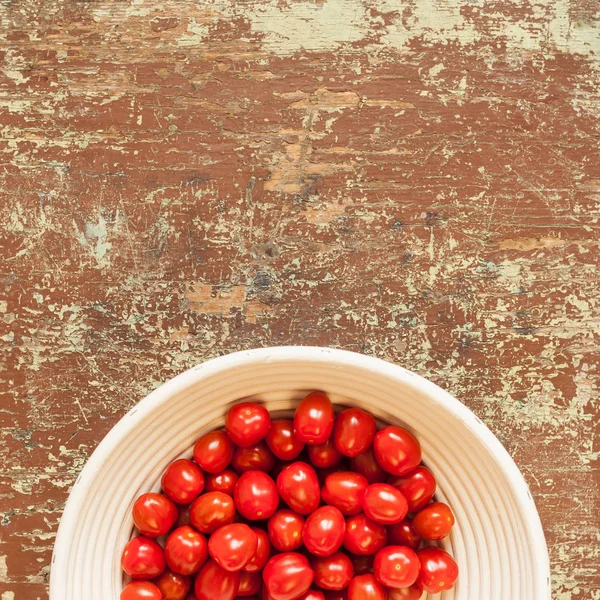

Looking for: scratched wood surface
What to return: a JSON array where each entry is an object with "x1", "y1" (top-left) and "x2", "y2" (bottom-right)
[{"x1": 1, "y1": 0, "x2": 599, "y2": 598}]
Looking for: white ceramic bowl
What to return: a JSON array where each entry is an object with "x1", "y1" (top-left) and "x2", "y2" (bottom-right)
[{"x1": 50, "y1": 346, "x2": 551, "y2": 599}]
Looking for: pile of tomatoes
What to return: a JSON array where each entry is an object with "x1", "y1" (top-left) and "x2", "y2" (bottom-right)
[{"x1": 121, "y1": 392, "x2": 459, "y2": 600}]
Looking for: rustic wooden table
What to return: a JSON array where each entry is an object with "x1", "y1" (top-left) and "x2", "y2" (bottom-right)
[{"x1": 1, "y1": 1, "x2": 599, "y2": 598}]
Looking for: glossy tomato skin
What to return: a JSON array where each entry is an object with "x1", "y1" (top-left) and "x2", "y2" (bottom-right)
[
  {"x1": 388, "y1": 466, "x2": 436, "y2": 513},
  {"x1": 262, "y1": 552, "x2": 314, "y2": 600},
  {"x1": 121, "y1": 581, "x2": 162, "y2": 600},
  {"x1": 226, "y1": 402, "x2": 271, "y2": 447},
  {"x1": 194, "y1": 559, "x2": 240, "y2": 600},
  {"x1": 237, "y1": 571, "x2": 262, "y2": 596},
  {"x1": 302, "y1": 506, "x2": 345, "y2": 557},
  {"x1": 361, "y1": 484, "x2": 408, "y2": 525},
  {"x1": 293, "y1": 392, "x2": 335, "y2": 445},
  {"x1": 324, "y1": 592, "x2": 348, "y2": 600},
  {"x1": 349, "y1": 449, "x2": 386, "y2": 485},
  {"x1": 333, "y1": 409, "x2": 376, "y2": 458},
  {"x1": 373, "y1": 427, "x2": 421, "y2": 477},
  {"x1": 312, "y1": 552, "x2": 354, "y2": 590},
  {"x1": 268, "y1": 510, "x2": 305, "y2": 552},
  {"x1": 307, "y1": 439, "x2": 343, "y2": 469},
  {"x1": 234, "y1": 470, "x2": 279, "y2": 520},
  {"x1": 266, "y1": 420, "x2": 305, "y2": 461},
  {"x1": 299, "y1": 591, "x2": 326, "y2": 600},
  {"x1": 152, "y1": 568, "x2": 192, "y2": 600},
  {"x1": 416, "y1": 547, "x2": 458, "y2": 593},
  {"x1": 190, "y1": 491, "x2": 235, "y2": 534},
  {"x1": 232, "y1": 442, "x2": 276, "y2": 473},
  {"x1": 386, "y1": 519, "x2": 421, "y2": 551},
  {"x1": 277, "y1": 462, "x2": 320, "y2": 515},
  {"x1": 243, "y1": 528, "x2": 271, "y2": 572},
  {"x1": 343, "y1": 515, "x2": 387, "y2": 556},
  {"x1": 161, "y1": 459, "x2": 205, "y2": 504},
  {"x1": 205, "y1": 470, "x2": 239, "y2": 496},
  {"x1": 122, "y1": 536, "x2": 166, "y2": 579},
  {"x1": 347, "y1": 574, "x2": 385, "y2": 600},
  {"x1": 133, "y1": 492, "x2": 178, "y2": 538},
  {"x1": 321, "y1": 472, "x2": 368, "y2": 516},
  {"x1": 194, "y1": 430, "x2": 234, "y2": 473},
  {"x1": 385, "y1": 585, "x2": 423, "y2": 600},
  {"x1": 165, "y1": 526, "x2": 208, "y2": 575},
  {"x1": 209, "y1": 523, "x2": 258, "y2": 571},
  {"x1": 412, "y1": 502, "x2": 454, "y2": 540},
  {"x1": 373, "y1": 546, "x2": 419, "y2": 589}
]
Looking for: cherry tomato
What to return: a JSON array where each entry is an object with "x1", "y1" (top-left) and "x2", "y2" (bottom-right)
[
  {"x1": 333, "y1": 409, "x2": 376, "y2": 458},
  {"x1": 121, "y1": 581, "x2": 162, "y2": 600},
  {"x1": 194, "y1": 430, "x2": 234, "y2": 473},
  {"x1": 302, "y1": 506, "x2": 345, "y2": 557},
  {"x1": 133, "y1": 492, "x2": 178, "y2": 538},
  {"x1": 324, "y1": 593, "x2": 348, "y2": 600},
  {"x1": 343, "y1": 515, "x2": 386, "y2": 556},
  {"x1": 277, "y1": 462, "x2": 320, "y2": 515},
  {"x1": 386, "y1": 519, "x2": 421, "y2": 551},
  {"x1": 243, "y1": 527, "x2": 271, "y2": 572},
  {"x1": 165, "y1": 526, "x2": 208, "y2": 575},
  {"x1": 176, "y1": 503, "x2": 191, "y2": 528},
  {"x1": 386, "y1": 585, "x2": 423, "y2": 600},
  {"x1": 266, "y1": 419, "x2": 305, "y2": 461},
  {"x1": 373, "y1": 427, "x2": 421, "y2": 477},
  {"x1": 263, "y1": 552, "x2": 314, "y2": 600},
  {"x1": 153, "y1": 568, "x2": 192, "y2": 600},
  {"x1": 321, "y1": 472, "x2": 368, "y2": 516},
  {"x1": 293, "y1": 392, "x2": 335, "y2": 445},
  {"x1": 161, "y1": 459, "x2": 205, "y2": 504},
  {"x1": 232, "y1": 442, "x2": 276, "y2": 473},
  {"x1": 307, "y1": 439, "x2": 343, "y2": 469},
  {"x1": 122, "y1": 536, "x2": 166, "y2": 579},
  {"x1": 184, "y1": 594, "x2": 197, "y2": 600},
  {"x1": 415, "y1": 547, "x2": 458, "y2": 593},
  {"x1": 349, "y1": 449, "x2": 386, "y2": 484},
  {"x1": 268, "y1": 510, "x2": 305, "y2": 551},
  {"x1": 190, "y1": 491, "x2": 235, "y2": 533},
  {"x1": 350, "y1": 554, "x2": 373, "y2": 576},
  {"x1": 361, "y1": 484, "x2": 408, "y2": 525},
  {"x1": 209, "y1": 523, "x2": 258, "y2": 571},
  {"x1": 312, "y1": 552, "x2": 354, "y2": 590},
  {"x1": 238, "y1": 571, "x2": 262, "y2": 596},
  {"x1": 412, "y1": 501, "x2": 455, "y2": 540},
  {"x1": 347, "y1": 574, "x2": 385, "y2": 600},
  {"x1": 226, "y1": 402, "x2": 271, "y2": 447},
  {"x1": 234, "y1": 470, "x2": 279, "y2": 520},
  {"x1": 373, "y1": 546, "x2": 419, "y2": 588},
  {"x1": 194, "y1": 559, "x2": 240, "y2": 600},
  {"x1": 205, "y1": 469, "x2": 239, "y2": 496},
  {"x1": 299, "y1": 591, "x2": 326, "y2": 600},
  {"x1": 316, "y1": 461, "x2": 350, "y2": 487},
  {"x1": 388, "y1": 466, "x2": 436, "y2": 513}
]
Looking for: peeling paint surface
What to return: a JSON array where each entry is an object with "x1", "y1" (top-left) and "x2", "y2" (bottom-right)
[{"x1": 0, "y1": 0, "x2": 599, "y2": 598}]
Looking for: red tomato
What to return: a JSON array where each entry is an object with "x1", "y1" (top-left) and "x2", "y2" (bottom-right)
[
  {"x1": 209, "y1": 523, "x2": 258, "y2": 571},
  {"x1": 161, "y1": 459, "x2": 205, "y2": 504},
  {"x1": 412, "y1": 502, "x2": 454, "y2": 540},
  {"x1": 373, "y1": 546, "x2": 419, "y2": 588},
  {"x1": 321, "y1": 472, "x2": 368, "y2": 516},
  {"x1": 176, "y1": 504, "x2": 191, "y2": 528},
  {"x1": 184, "y1": 594, "x2": 197, "y2": 600},
  {"x1": 266, "y1": 419, "x2": 305, "y2": 461},
  {"x1": 234, "y1": 470, "x2": 279, "y2": 520},
  {"x1": 350, "y1": 554, "x2": 373, "y2": 576},
  {"x1": 343, "y1": 515, "x2": 386, "y2": 556},
  {"x1": 193, "y1": 430, "x2": 234, "y2": 473},
  {"x1": 388, "y1": 466, "x2": 436, "y2": 513},
  {"x1": 263, "y1": 552, "x2": 314, "y2": 600},
  {"x1": 194, "y1": 559, "x2": 240, "y2": 600},
  {"x1": 386, "y1": 519, "x2": 421, "y2": 551},
  {"x1": 373, "y1": 427, "x2": 421, "y2": 477},
  {"x1": 312, "y1": 552, "x2": 354, "y2": 590},
  {"x1": 153, "y1": 568, "x2": 192, "y2": 600},
  {"x1": 361, "y1": 484, "x2": 408, "y2": 525},
  {"x1": 416, "y1": 547, "x2": 458, "y2": 593},
  {"x1": 121, "y1": 581, "x2": 162, "y2": 600},
  {"x1": 133, "y1": 493, "x2": 178, "y2": 538},
  {"x1": 386, "y1": 585, "x2": 423, "y2": 600},
  {"x1": 205, "y1": 470, "x2": 239, "y2": 496},
  {"x1": 243, "y1": 528, "x2": 271, "y2": 572},
  {"x1": 232, "y1": 442, "x2": 276, "y2": 473},
  {"x1": 226, "y1": 402, "x2": 271, "y2": 447},
  {"x1": 347, "y1": 574, "x2": 385, "y2": 600},
  {"x1": 333, "y1": 409, "x2": 376, "y2": 458},
  {"x1": 277, "y1": 462, "x2": 320, "y2": 515},
  {"x1": 324, "y1": 593, "x2": 348, "y2": 600},
  {"x1": 302, "y1": 506, "x2": 345, "y2": 557},
  {"x1": 349, "y1": 449, "x2": 386, "y2": 485},
  {"x1": 299, "y1": 591, "x2": 326, "y2": 600},
  {"x1": 190, "y1": 491, "x2": 235, "y2": 534},
  {"x1": 307, "y1": 439, "x2": 343, "y2": 469},
  {"x1": 293, "y1": 392, "x2": 335, "y2": 445},
  {"x1": 268, "y1": 510, "x2": 305, "y2": 552},
  {"x1": 122, "y1": 536, "x2": 166, "y2": 579},
  {"x1": 238, "y1": 571, "x2": 262, "y2": 596},
  {"x1": 165, "y1": 526, "x2": 208, "y2": 575}
]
